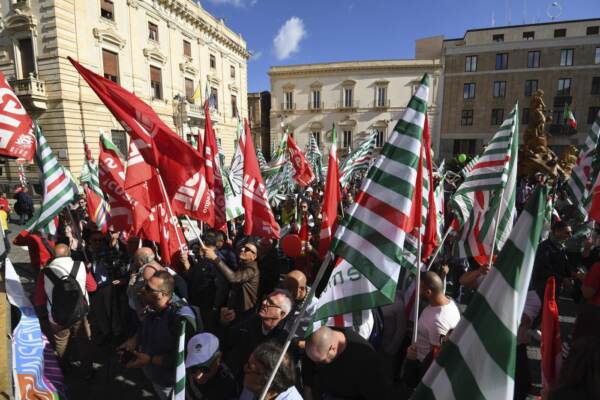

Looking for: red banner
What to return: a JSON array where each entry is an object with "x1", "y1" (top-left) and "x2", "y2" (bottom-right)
[{"x1": 0, "y1": 72, "x2": 35, "y2": 160}]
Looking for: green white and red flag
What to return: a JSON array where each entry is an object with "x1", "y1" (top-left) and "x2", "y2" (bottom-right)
[
  {"x1": 563, "y1": 104, "x2": 577, "y2": 129},
  {"x1": 318, "y1": 124, "x2": 341, "y2": 259}
]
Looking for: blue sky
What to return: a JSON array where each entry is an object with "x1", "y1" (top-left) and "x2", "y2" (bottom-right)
[{"x1": 201, "y1": 0, "x2": 600, "y2": 92}]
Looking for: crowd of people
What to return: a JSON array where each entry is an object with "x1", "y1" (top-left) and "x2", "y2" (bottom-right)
[{"x1": 5, "y1": 167, "x2": 600, "y2": 400}]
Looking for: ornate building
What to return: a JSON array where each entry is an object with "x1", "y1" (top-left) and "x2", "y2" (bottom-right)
[{"x1": 0, "y1": 0, "x2": 249, "y2": 185}]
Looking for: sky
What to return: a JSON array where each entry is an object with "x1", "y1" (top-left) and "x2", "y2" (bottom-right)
[{"x1": 200, "y1": 0, "x2": 600, "y2": 93}]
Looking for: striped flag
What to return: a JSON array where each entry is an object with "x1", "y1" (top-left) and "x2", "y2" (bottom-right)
[
  {"x1": 563, "y1": 103, "x2": 577, "y2": 129},
  {"x1": 450, "y1": 104, "x2": 519, "y2": 264},
  {"x1": 412, "y1": 185, "x2": 549, "y2": 400},
  {"x1": 25, "y1": 125, "x2": 78, "y2": 234},
  {"x1": 173, "y1": 320, "x2": 186, "y2": 400},
  {"x1": 311, "y1": 74, "x2": 431, "y2": 331},
  {"x1": 564, "y1": 109, "x2": 600, "y2": 216},
  {"x1": 80, "y1": 139, "x2": 109, "y2": 232},
  {"x1": 460, "y1": 155, "x2": 480, "y2": 178},
  {"x1": 318, "y1": 124, "x2": 340, "y2": 259},
  {"x1": 262, "y1": 131, "x2": 288, "y2": 178},
  {"x1": 224, "y1": 119, "x2": 245, "y2": 220},
  {"x1": 307, "y1": 133, "x2": 323, "y2": 183},
  {"x1": 256, "y1": 147, "x2": 268, "y2": 170},
  {"x1": 339, "y1": 131, "x2": 377, "y2": 187}
]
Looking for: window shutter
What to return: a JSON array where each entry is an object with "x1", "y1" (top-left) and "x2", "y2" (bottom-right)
[
  {"x1": 102, "y1": 49, "x2": 118, "y2": 79},
  {"x1": 150, "y1": 66, "x2": 161, "y2": 83}
]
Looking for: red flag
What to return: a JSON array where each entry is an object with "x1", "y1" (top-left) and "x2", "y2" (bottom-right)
[
  {"x1": 299, "y1": 213, "x2": 309, "y2": 242},
  {"x1": 541, "y1": 277, "x2": 562, "y2": 391},
  {"x1": 318, "y1": 126, "x2": 341, "y2": 258},
  {"x1": 68, "y1": 57, "x2": 213, "y2": 222},
  {"x1": 287, "y1": 134, "x2": 315, "y2": 187},
  {"x1": 0, "y1": 72, "x2": 36, "y2": 160},
  {"x1": 589, "y1": 173, "x2": 600, "y2": 224},
  {"x1": 157, "y1": 201, "x2": 186, "y2": 270},
  {"x1": 242, "y1": 119, "x2": 280, "y2": 239},
  {"x1": 203, "y1": 100, "x2": 226, "y2": 231},
  {"x1": 197, "y1": 128, "x2": 204, "y2": 154},
  {"x1": 98, "y1": 136, "x2": 148, "y2": 233},
  {"x1": 421, "y1": 115, "x2": 438, "y2": 260}
]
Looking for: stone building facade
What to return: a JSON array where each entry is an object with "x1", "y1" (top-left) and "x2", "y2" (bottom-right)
[
  {"x1": 438, "y1": 18, "x2": 600, "y2": 160},
  {"x1": 247, "y1": 90, "x2": 270, "y2": 158},
  {"x1": 268, "y1": 56, "x2": 442, "y2": 157},
  {"x1": 0, "y1": 0, "x2": 249, "y2": 185}
]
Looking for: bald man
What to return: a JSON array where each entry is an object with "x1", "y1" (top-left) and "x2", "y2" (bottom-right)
[
  {"x1": 304, "y1": 326, "x2": 390, "y2": 400},
  {"x1": 132, "y1": 247, "x2": 155, "y2": 271},
  {"x1": 281, "y1": 270, "x2": 318, "y2": 343},
  {"x1": 40, "y1": 241, "x2": 96, "y2": 376},
  {"x1": 412, "y1": 271, "x2": 461, "y2": 362}
]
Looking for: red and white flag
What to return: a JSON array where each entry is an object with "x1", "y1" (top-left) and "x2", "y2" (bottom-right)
[
  {"x1": 69, "y1": 57, "x2": 213, "y2": 223},
  {"x1": 318, "y1": 125, "x2": 341, "y2": 259},
  {"x1": 0, "y1": 72, "x2": 36, "y2": 160},
  {"x1": 421, "y1": 115, "x2": 438, "y2": 260},
  {"x1": 287, "y1": 134, "x2": 315, "y2": 187},
  {"x1": 541, "y1": 276, "x2": 562, "y2": 392},
  {"x1": 203, "y1": 100, "x2": 226, "y2": 231},
  {"x1": 589, "y1": 173, "x2": 600, "y2": 224},
  {"x1": 242, "y1": 119, "x2": 280, "y2": 239}
]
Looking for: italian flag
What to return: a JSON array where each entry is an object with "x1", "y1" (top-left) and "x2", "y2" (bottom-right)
[{"x1": 563, "y1": 104, "x2": 577, "y2": 129}]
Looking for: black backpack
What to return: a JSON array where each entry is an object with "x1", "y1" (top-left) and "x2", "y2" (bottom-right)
[{"x1": 44, "y1": 261, "x2": 89, "y2": 327}]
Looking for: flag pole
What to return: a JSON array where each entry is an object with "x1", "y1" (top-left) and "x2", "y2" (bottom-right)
[
  {"x1": 155, "y1": 169, "x2": 185, "y2": 252},
  {"x1": 487, "y1": 190, "x2": 506, "y2": 268},
  {"x1": 183, "y1": 215, "x2": 205, "y2": 247},
  {"x1": 258, "y1": 252, "x2": 334, "y2": 400},
  {"x1": 425, "y1": 228, "x2": 452, "y2": 271},
  {"x1": 411, "y1": 229, "x2": 422, "y2": 345}
]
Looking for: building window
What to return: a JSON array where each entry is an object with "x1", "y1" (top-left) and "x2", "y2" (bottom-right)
[
  {"x1": 312, "y1": 131, "x2": 321, "y2": 147},
  {"x1": 185, "y1": 78, "x2": 194, "y2": 102},
  {"x1": 150, "y1": 66, "x2": 162, "y2": 100},
  {"x1": 111, "y1": 130, "x2": 128, "y2": 156},
  {"x1": 588, "y1": 26, "x2": 600, "y2": 35},
  {"x1": 284, "y1": 91, "x2": 293, "y2": 110},
  {"x1": 375, "y1": 129, "x2": 385, "y2": 148},
  {"x1": 210, "y1": 54, "x2": 216, "y2": 69},
  {"x1": 311, "y1": 90, "x2": 321, "y2": 109},
  {"x1": 17, "y1": 38, "x2": 35, "y2": 78},
  {"x1": 100, "y1": 0, "x2": 114, "y2": 20},
  {"x1": 231, "y1": 95, "x2": 238, "y2": 117},
  {"x1": 527, "y1": 51, "x2": 540, "y2": 68},
  {"x1": 592, "y1": 77, "x2": 600, "y2": 95},
  {"x1": 463, "y1": 83, "x2": 475, "y2": 100},
  {"x1": 596, "y1": 48, "x2": 600, "y2": 64},
  {"x1": 554, "y1": 28, "x2": 566, "y2": 38},
  {"x1": 557, "y1": 78, "x2": 571, "y2": 96},
  {"x1": 183, "y1": 40, "x2": 191, "y2": 58},
  {"x1": 493, "y1": 81, "x2": 506, "y2": 98},
  {"x1": 453, "y1": 139, "x2": 476, "y2": 155},
  {"x1": 492, "y1": 34, "x2": 504, "y2": 42},
  {"x1": 102, "y1": 49, "x2": 119, "y2": 83},
  {"x1": 210, "y1": 87, "x2": 218, "y2": 110},
  {"x1": 552, "y1": 109, "x2": 564, "y2": 126},
  {"x1": 148, "y1": 22, "x2": 159, "y2": 41},
  {"x1": 522, "y1": 108, "x2": 530, "y2": 125},
  {"x1": 465, "y1": 55, "x2": 477, "y2": 72},
  {"x1": 342, "y1": 130, "x2": 352, "y2": 148},
  {"x1": 525, "y1": 79, "x2": 538, "y2": 96},
  {"x1": 560, "y1": 49, "x2": 574, "y2": 66},
  {"x1": 491, "y1": 109, "x2": 504, "y2": 125},
  {"x1": 461, "y1": 110, "x2": 473, "y2": 126},
  {"x1": 589, "y1": 107, "x2": 600, "y2": 124},
  {"x1": 523, "y1": 31, "x2": 535, "y2": 40},
  {"x1": 343, "y1": 88, "x2": 353, "y2": 108},
  {"x1": 376, "y1": 86, "x2": 387, "y2": 107},
  {"x1": 230, "y1": 65, "x2": 235, "y2": 78},
  {"x1": 495, "y1": 53, "x2": 508, "y2": 70}
]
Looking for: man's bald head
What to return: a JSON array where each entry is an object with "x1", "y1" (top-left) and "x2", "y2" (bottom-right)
[
  {"x1": 54, "y1": 243, "x2": 70, "y2": 258},
  {"x1": 306, "y1": 326, "x2": 339, "y2": 364},
  {"x1": 281, "y1": 270, "x2": 307, "y2": 301},
  {"x1": 420, "y1": 271, "x2": 444, "y2": 301},
  {"x1": 133, "y1": 247, "x2": 155, "y2": 269},
  {"x1": 141, "y1": 260, "x2": 165, "y2": 281}
]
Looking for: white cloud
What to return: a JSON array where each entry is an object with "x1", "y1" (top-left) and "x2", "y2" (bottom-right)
[
  {"x1": 250, "y1": 50, "x2": 263, "y2": 61},
  {"x1": 204, "y1": 0, "x2": 256, "y2": 7},
  {"x1": 273, "y1": 17, "x2": 306, "y2": 60}
]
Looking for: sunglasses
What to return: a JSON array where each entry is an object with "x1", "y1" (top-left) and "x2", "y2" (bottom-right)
[
  {"x1": 240, "y1": 246, "x2": 256, "y2": 255},
  {"x1": 189, "y1": 364, "x2": 211, "y2": 374},
  {"x1": 142, "y1": 284, "x2": 163, "y2": 294}
]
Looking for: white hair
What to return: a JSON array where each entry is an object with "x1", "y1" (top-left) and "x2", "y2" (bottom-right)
[{"x1": 270, "y1": 289, "x2": 294, "y2": 317}]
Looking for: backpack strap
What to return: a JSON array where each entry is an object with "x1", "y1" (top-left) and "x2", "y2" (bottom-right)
[
  {"x1": 40, "y1": 237, "x2": 55, "y2": 258},
  {"x1": 70, "y1": 261, "x2": 82, "y2": 278},
  {"x1": 43, "y1": 267, "x2": 60, "y2": 285}
]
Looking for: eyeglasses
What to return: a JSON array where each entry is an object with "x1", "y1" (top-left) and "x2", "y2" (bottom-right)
[
  {"x1": 240, "y1": 246, "x2": 256, "y2": 255},
  {"x1": 142, "y1": 283, "x2": 163, "y2": 294},
  {"x1": 263, "y1": 297, "x2": 281, "y2": 310}
]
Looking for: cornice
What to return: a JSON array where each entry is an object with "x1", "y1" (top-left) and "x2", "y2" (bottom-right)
[
  {"x1": 269, "y1": 60, "x2": 442, "y2": 77},
  {"x1": 93, "y1": 27, "x2": 127, "y2": 49},
  {"x1": 143, "y1": 46, "x2": 167, "y2": 64}
]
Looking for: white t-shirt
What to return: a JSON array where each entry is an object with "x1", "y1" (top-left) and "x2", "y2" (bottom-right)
[
  {"x1": 44, "y1": 257, "x2": 89, "y2": 325},
  {"x1": 416, "y1": 299, "x2": 461, "y2": 361}
]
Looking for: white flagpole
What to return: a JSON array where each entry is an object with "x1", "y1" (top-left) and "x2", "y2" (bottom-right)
[
  {"x1": 155, "y1": 169, "x2": 185, "y2": 252},
  {"x1": 487, "y1": 190, "x2": 506, "y2": 268},
  {"x1": 425, "y1": 228, "x2": 452, "y2": 271},
  {"x1": 412, "y1": 229, "x2": 422, "y2": 345}
]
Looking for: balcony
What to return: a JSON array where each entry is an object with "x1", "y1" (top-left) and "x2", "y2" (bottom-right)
[
  {"x1": 372, "y1": 99, "x2": 390, "y2": 110},
  {"x1": 280, "y1": 103, "x2": 296, "y2": 113},
  {"x1": 308, "y1": 101, "x2": 324, "y2": 112},
  {"x1": 548, "y1": 124, "x2": 577, "y2": 137},
  {"x1": 9, "y1": 74, "x2": 47, "y2": 116},
  {"x1": 185, "y1": 102, "x2": 219, "y2": 123},
  {"x1": 337, "y1": 100, "x2": 359, "y2": 111},
  {"x1": 553, "y1": 95, "x2": 572, "y2": 108}
]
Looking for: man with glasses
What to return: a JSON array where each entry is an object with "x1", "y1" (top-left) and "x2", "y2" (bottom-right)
[
  {"x1": 118, "y1": 270, "x2": 197, "y2": 400},
  {"x1": 220, "y1": 289, "x2": 293, "y2": 379},
  {"x1": 184, "y1": 332, "x2": 238, "y2": 399},
  {"x1": 205, "y1": 242, "x2": 260, "y2": 323}
]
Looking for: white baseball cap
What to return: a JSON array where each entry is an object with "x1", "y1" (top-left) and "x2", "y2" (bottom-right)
[{"x1": 185, "y1": 333, "x2": 220, "y2": 368}]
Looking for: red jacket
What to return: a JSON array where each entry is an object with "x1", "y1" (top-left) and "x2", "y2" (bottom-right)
[
  {"x1": 0, "y1": 198, "x2": 10, "y2": 213},
  {"x1": 13, "y1": 231, "x2": 55, "y2": 273}
]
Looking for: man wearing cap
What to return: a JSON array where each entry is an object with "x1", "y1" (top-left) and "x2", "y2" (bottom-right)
[{"x1": 185, "y1": 333, "x2": 238, "y2": 400}]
